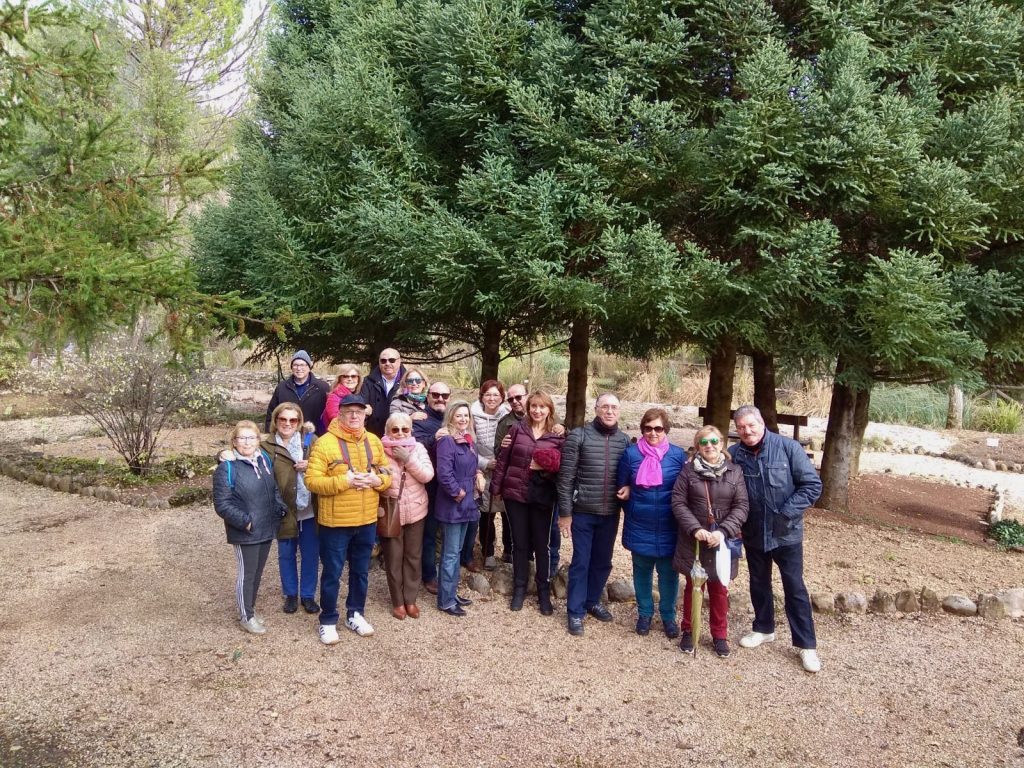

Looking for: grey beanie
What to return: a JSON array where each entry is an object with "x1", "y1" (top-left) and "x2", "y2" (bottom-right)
[{"x1": 291, "y1": 350, "x2": 313, "y2": 367}]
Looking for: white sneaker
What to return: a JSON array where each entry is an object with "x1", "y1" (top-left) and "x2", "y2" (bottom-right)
[
  {"x1": 239, "y1": 617, "x2": 266, "y2": 635},
  {"x1": 318, "y1": 623, "x2": 341, "y2": 645},
  {"x1": 799, "y1": 648, "x2": 821, "y2": 673},
  {"x1": 345, "y1": 612, "x2": 375, "y2": 637},
  {"x1": 739, "y1": 631, "x2": 776, "y2": 649},
  {"x1": 252, "y1": 614, "x2": 266, "y2": 629}
]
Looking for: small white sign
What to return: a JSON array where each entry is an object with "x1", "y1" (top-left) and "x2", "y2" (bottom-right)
[{"x1": 986, "y1": 437, "x2": 1000, "y2": 448}]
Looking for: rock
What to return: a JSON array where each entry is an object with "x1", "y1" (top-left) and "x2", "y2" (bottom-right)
[
  {"x1": 552, "y1": 566, "x2": 569, "y2": 599},
  {"x1": 920, "y1": 587, "x2": 941, "y2": 613},
  {"x1": 810, "y1": 592, "x2": 835, "y2": 614},
  {"x1": 994, "y1": 588, "x2": 1024, "y2": 618},
  {"x1": 913, "y1": 445, "x2": 924, "y2": 455},
  {"x1": 601, "y1": 586, "x2": 609, "y2": 604},
  {"x1": 57, "y1": 476, "x2": 71, "y2": 493},
  {"x1": 870, "y1": 589, "x2": 896, "y2": 614},
  {"x1": 976, "y1": 593, "x2": 1006, "y2": 620},
  {"x1": 607, "y1": 579, "x2": 635, "y2": 603},
  {"x1": 1014, "y1": 464, "x2": 1023, "y2": 473},
  {"x1": 941, "y1": 595, "x2": 977, "y2": 616},
  {"x1": 894, "y1": 589, "x2": 920, "y2": 613},
  {"x1": 467, "y1": 573, "x2": 491, "y2": 596},
  {"x1": 80, "y1": 486, "x2": 95, "y2": 498},
  {"x1": 835, "y1": 592, "x2": 867, "y2": 614},
  {"x1": 984, "y1": 459, "x2": 997, "y2": 471},
  {"x1": 490, "y1": 567, "x2": 514, "y2": 596},
  {"x1": 143, "y1": 494, "x2": 164, "y2": 509},
  {"x1": 974, "y1": 461, "x2": 985, "y2": 469},
  {"x1": 996, "y1": 462, "x2": 1008, "y2": 472}
]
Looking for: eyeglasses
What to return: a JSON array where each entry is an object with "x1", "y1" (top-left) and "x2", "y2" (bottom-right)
[
  {"x1": 276, "y1": 417, "x2": 299, "y2": 425},
  {"x1": 430, "y1": 392, "x2": 451, "y2": 400},
  {"x1": 340, "y1": 373, "x2": 358, "y2": 380},
  {"x1": 699, "y1": 437, "x2": 720, "y2": 446},
  {"x1": 406, "y1": 377, "x2": 424, "y2": 384},
  {"x1": 507, "y1": 394, "x2": 525, "y2": 403},
  {"x1": 390, "y1": 426, "x2": 412, "y2": 434},
  {"x1": 236, "y1": 435, "x2": 259, "y2": 442},
  {"x1": 380, "y1": 357, "x2": 398, "y2": 364},
  {"x1": 641, "y1": 425, "x2": 665, "y2": 433}
]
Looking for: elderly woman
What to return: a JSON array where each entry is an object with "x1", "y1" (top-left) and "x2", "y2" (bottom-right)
[
  {"x1": 262, "y1": 403, "x2": 319, "y2": 615},
  {"x1": 390, "y1": 369, "x2": 431, "y2": 421},
  {"x1": 671, "y1": 425, "x2": 748, "y2": 657},
  {"x1": 491, "y1": 390, "x2": 564, "y2": 615},
  {"x1": 380, "y1": 412, "x2": 435, "y2": 619},
  {"x1": 616, "y1": 407, "x2": 687, "y2": 638},
  {"x1": 212, "y1": 420, "x2": 286, "y2": 634},
  {"x1": 471, "y1": 379, "x2": 510, "y2": 570},
  {"x1": 322, "y1": 364, "x2": 363, "y2": 432},
  {"x1": 434, "y1": 400, "x2": 484, "y2": 617}
]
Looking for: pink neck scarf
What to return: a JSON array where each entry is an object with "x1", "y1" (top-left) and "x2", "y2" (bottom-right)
[
  {"x1": 635, "y1": 438, "x2": 670, "y2": 487},
  {"x1": 381, "y1": 434, "x2": 417, "y2": 457}
]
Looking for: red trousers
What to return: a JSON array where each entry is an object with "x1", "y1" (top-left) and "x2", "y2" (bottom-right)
[{"x1": 681, "y1": 575, "x2": 729, "y2": 640}]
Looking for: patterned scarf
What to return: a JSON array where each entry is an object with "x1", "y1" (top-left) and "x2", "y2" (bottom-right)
[{"x1": 691, "y1": 453, "x2": 728, "y2": 479}]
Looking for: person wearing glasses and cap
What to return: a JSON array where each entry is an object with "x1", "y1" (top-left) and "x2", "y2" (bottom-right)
[
  {"x1": 362, "y1": 348, "x2": 406, "y2": 437},
  {"x1": 616, "y1": 407, "x2": 687, "y2": 639},
  {"x1": 264, "y1": 350, "x2": 331, "y2": 436},
  {"x1": 671, "y1": 424, "x2": 748, "y2": 657}
]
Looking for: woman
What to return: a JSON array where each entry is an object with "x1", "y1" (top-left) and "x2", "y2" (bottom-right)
[
  {"x1": 490, "y1": 390, "x2": 564, "y2": 615},
  {"x1": 434, "y1": 400, "x2": 484, "y2": 617},
  {"x1": 390, "y1": 369, "x2": 431, "y2": 421},
  {"x1": 322, "y1": 364, "x2": 363, "y2": 432},
  {"x1": 212, "y1": 420, "x2": 286, "y2": 635},
  {"x1": 380, "y1": 412, "x2": 435, "y2": 619},
  {"x1": 671, "y1": 425, "x2": 748, "y2": 657},
  {"x1": 262, "y1": 403, "x2": 319, "y2": 615},
  {"x1": 471, "y1": 379, "x2": 510, "y2": 570},
  {"x1": 616, "y1": 407, "x2": 687, "y2": 638}
]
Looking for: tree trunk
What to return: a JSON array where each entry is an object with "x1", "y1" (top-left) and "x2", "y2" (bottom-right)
[
  {"x1": 705, "y1": 338, "x2": 737, "y2": 436},
  {"x1": 564, "y1": 318, "x2": 590, "y2": 428},
  {"x1": 751, "y1": 350, "x2": 779, "y2": 433},
  {"x1": 850, "y1": 384, "x2": 871, "y2": 478},
  {"x1": 946, "y1": 383, "x2": 964, "y2": 430},
  {"x1": 819, "y1": 359, "x2": 872, "y2": 512},
  {"x1": 479, "y1": 320, "x2": 502, "y2": 384}
]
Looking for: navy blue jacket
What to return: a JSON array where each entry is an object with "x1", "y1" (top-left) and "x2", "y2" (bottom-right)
[
  {"x1": 617, "y1": 442, "x2": 687, "y2": 558},
  {"x1": 264, "y1": 374, "x2": 330, "y2": 435},
  {"x1": 434, "y1": 436, "x2": 481, "y2": 524},
  {"x1": 729, "y1": 430, "x2": 821, "y2": 552},
  {"x1": 212, "y1": 454, "x2": 286, "y2": 545}
]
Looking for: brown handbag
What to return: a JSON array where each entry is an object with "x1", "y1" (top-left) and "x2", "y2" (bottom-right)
[{"x1": 377, "y1": 470, "x2": 405, "y2": 538}]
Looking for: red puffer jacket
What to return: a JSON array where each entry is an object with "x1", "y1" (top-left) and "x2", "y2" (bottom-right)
[{"x1": 490, "y1": 422, "x2": 564, "y2": 504}]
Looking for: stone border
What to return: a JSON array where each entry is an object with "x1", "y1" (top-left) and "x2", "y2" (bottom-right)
[
  {"x1": 863, "y1": 441, "x2": 1024, "y2": 475},
  {"x1": 0, "y1": 457, "x2": 170, "y2": 508},
  {"x1": 812, "y1": 587, "x2": 1024, "y2": 621}
]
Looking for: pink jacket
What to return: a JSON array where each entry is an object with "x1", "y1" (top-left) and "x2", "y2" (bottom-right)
[
  {"x1": 321, "y1": 385, "x2": 353, "y2": 432},
  {"x1": 381, "y1": 442, "x2": 434, "y2": 526}
]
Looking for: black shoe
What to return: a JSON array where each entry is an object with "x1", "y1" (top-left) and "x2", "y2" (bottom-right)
[
  {"x1": 283, "y1": 596, "x2": 298, "y2": 614},
  {"x1": 714, "y1": 638, "x2": 731, "y2": 658},
  {"x1": 538, "y1": 586, "x2": 553, "y2": 616},
  {"x1": 455, "y1": 595, "x2": 473, "y2": 607},
  {"x1": 510, "y1": 588, "x2": 526, "y2": 611},
  {"x1": 635, "y1": 615, "x2": 651, "y2": 636},
  {"x1": 567, "y1": 616, "x2": 584, "y2": 636},
  {"x1": 587, "y1": 604, "x2": 613, "y2": 622},
  {"x1": 441, "y1": 604, "x2": 466, "y2": 617},
  {"x1": 501, "y1": 552, "x2": 513, "y2": 564},
  {"x1": 663, "y1": 619, "x2": 680, "y2": 640},
  {"x1": 679, "y1": 631, "x2": 694, "y2": 654},
  {"x1": 301, "y1": 597, "x2": 319, "y2": 614}
]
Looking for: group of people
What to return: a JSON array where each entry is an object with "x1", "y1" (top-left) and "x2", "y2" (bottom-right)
[{"x1": 213, "y1": 347, "x2": 824, "y2": 672}]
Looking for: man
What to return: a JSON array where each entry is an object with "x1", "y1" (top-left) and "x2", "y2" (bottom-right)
[
  {"x1": 361, "y1": 348, "x2": 406, "y2": 437},
  {"x1": 413, "y1": 380, "x2": 452, "y2": 594},
  {"x1": 557, "y1": 393, "x2": 629, "y2": 637},
  {"x1": 493, "y1": 383, "x2": 528, "y2": 564},
  {"x1": 305, "y1": 393, "x2": 391, "y2": 644},
  {"x1": 730, "y1": 405, "x2": 823, "y2": 673},
  {"x1": 264, "y1": 350, "x2": 330, "y2": 435}
]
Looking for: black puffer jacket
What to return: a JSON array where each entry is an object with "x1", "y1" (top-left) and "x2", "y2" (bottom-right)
[
  {"x1": 557, "y1": 420, "x2": 629, "y2": 517},
  {"x1": 212, "y1": 453, "x2": 286, "y2": 545},
  {"x1": 264, "y1": 375, "x2": 330, "y2": 435}
]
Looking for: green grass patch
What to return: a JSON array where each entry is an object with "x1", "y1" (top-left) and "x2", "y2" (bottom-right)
[{"x1": 988, "y1": 519, "x2": 1024, "y2": 549}]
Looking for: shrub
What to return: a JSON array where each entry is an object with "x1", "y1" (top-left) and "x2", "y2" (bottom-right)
[
  {"x1": 868, "y1": 385, "x2": 947, "y2": 428},
  {"x1": 968, "y1": 399, "x2": 1023, "y2": 434},
  {"x1": 988, "y1": 519, "x2": 1024, "y2": 549}
]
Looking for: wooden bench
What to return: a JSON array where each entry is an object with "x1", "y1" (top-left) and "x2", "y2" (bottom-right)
[{"x1": 697, "y1": 408, "x2": 811, "y2": 446}]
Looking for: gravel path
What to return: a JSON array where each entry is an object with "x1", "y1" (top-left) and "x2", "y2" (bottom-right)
[{"x1": 1, "y1": 476, "x2": 1022, "y2": 768}]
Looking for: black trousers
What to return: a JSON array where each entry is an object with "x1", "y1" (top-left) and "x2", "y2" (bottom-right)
[{"x1": 505, "y1": 498, "x2": 555, "y2": 590}]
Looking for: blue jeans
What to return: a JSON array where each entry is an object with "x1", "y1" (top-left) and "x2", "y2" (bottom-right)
[
  {"x1": 318, "y1": 522, "x2": 375, "y2": 626},
  {"x1": 437, "y1": 521, "x2": 469, "y2": 610},
  {"x1": 566, "y1": 512, "x2": 620, "y2": 619},
  {"x1": 422, "y1": 488, "x2": 439, "y2": 583},
  {"x1": 747, "y1": 542, "x2": 816, "y2": 649},
  {"x1": 631, "y1": 553, "x2": 678, "y2": 622},
  {"x1": 278, "y1": 517, "x2": 319, "y2": 599},
  {"x1": 461, "y1": 518, "x2": 479, "y2": 566}
]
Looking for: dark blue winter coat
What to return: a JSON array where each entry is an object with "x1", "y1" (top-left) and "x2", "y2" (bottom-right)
[
  {"x1": 212, "y1": 453, "x2": 286, "y2": 545},
  {"x1": 617, "y1": 442, "x2": 687, "y2": 558},
  {"x1": 434, "y1": 436, "x2": 481, "y2": 524}
]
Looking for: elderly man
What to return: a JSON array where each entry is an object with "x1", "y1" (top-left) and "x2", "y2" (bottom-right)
[
  {"x1": 362, "y1": 348, "x2": 406, "y2": 437},
  {"x1": 413, "y1": 380, "x2": 452, "y2": 594},
  {"x1": 264, "y1": 350, "x2": 330, "y2": 435},
  {"x1": 305, "y1": 393, "x2": 391, "y2": 644},
  {"x1": 730, "y1": 405, "x2": 823, "y2": 673},
  {"x1": 557, "y1": 393, "x2": 630, "y2": 637}
]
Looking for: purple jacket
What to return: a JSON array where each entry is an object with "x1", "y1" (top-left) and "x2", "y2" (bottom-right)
[
  {"x1": 491, "y1": 422, "x2": 565, "y2": 504},
  {"x1": 434, "y1": 435, "x2": 481, "y2": 524}
]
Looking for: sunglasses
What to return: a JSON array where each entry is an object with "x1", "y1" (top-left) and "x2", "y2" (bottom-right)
[
  {"x1": 430, "y1": 392, "x2": 451, "y2": 400},
  {"x1": 641, "y1": 425, "x2": 665, "y2": 433},
  {"x1": 507, "y1": 394, "x2": 525, "y2": 403},
  {"x1": 406, "y1": 377, "x2": 424, "y2": 384},
  {"x1": 699, "y1": 437, "x2": 720, "y2": 446},
  {"x1": 390, "y1": 426, "x2": 412, "y2": 434},
  {"x1": 276, "y1": 416, "x2": 299, "y2": 425},
  {"x1": 380, "y1": 357, "x2": 398, "y2": 364}
]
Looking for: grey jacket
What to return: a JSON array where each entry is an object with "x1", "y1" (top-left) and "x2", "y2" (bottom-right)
[
  {"x1": 557, "y1": 420, "x2": 629, "y2": 517},
  {"x1": 212, "y1": 454, "x2": 286, "y2": 545}
]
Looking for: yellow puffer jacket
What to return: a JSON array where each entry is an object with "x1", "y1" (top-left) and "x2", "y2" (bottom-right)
[{"x1": 306, "y1": 421, "x2": 392, "y2": 528}]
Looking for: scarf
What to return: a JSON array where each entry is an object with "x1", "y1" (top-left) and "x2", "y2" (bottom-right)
[
  {"x1": 338, "y1": 423, "x2": 365, "y2": 440},
  {"x1": 381, "y1": 434, "x2": 417, "y2": 458},
  {"x1": 277, "y1": 432, "x2": 310, "y2": 509},
  {"x1": 592, "y1": 417, "x2": 618, "y2": 436},
  {"x1": 405, "y1": 391, "x2": 427, "y2": 404},
  {"x1": 692, "y1": 453, "x2": 728, "y2": 479},
  {"x1": 452, "y1": 430, "x2": 474, "y2": 447},
  {"x1": 233, "y1": 450, "x2": 269, "y2": 480},
  {"x1": 635, "y1": 437, "x2": 670, "y2": 487}
]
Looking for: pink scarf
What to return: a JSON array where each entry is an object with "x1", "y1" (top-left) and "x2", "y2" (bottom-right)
[
  {"x1": 635, "y1": 438, "x2": 669, "y2": 487},
  {"x1": 381, "y1": 434, "x2": 417, "y2": 458}
]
